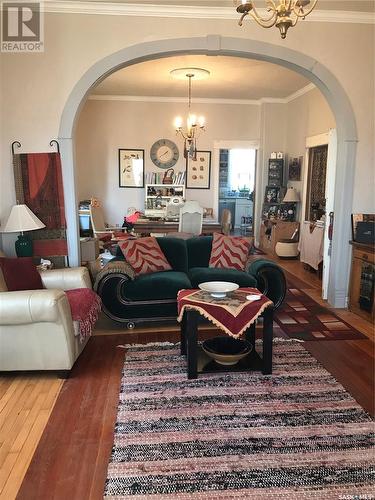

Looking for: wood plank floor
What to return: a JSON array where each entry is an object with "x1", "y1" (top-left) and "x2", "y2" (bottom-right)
[{"x1": 0, "y1": 258, "x2": 373, "y2": 499}]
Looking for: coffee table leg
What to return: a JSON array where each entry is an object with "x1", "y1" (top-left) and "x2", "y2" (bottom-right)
[
  {"x1": 180, "y1": 311, "x2": 187, "y2": 355},
  {"x1": 262, "y1": 306, "x2": 274, "y2": 375},
  {"x1": 186, "y1": 310, "x2": 198, "y2": 379}
]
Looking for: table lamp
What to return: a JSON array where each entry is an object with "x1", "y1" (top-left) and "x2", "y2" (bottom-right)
[
  {"x1": 2, "y1": 204, "x2": 46, "y2": 257},
  {"x1": 282, "y1": 187, "x2": 300, "y2": 221}
]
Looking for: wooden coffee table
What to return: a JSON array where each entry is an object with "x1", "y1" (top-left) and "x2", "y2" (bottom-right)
[{"x1": 179, "y1": 295, "x2": 274, "y2": 379}]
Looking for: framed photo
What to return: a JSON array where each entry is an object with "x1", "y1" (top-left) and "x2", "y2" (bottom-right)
[
  {"x1": 262, "y1": 203, "x2": 279, "y2": 220},
  {"x1": 264, "y1": 186, "x2": 280, "y2": 204},
  {"x1": 268, "y1": 159, "x2": 283, "y2": 186},
  {"x1": 288, "y1": 156, "x2": 303, "y2": 181},
  {"x1": 186, "y1": 151, "x2": 211, "y2": 189},
  {"x1": 351, "y1": 213, "x2": 375, "y2": 241},
  {"x1": 118, "y1": 149, "x2": 144, "y2": 188}
]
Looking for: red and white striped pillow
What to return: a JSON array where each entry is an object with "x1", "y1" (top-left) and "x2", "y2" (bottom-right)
[
  {"x1": 119, "y1": 237, "x2": 172, "y2": 276},
  {"x1": 209, "y1": 233, "x2": 252, "y2": 271}
]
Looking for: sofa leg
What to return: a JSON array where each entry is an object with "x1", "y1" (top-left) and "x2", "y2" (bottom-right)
[{"x1": 56, "y1": 370, "x2": 70, "y2": 379}]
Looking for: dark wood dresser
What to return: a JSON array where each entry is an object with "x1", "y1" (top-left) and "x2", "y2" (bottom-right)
[{"x1": 348, "y1": 241, "x2": 374, "y2": 322}]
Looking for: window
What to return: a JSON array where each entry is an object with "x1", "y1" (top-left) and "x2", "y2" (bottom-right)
[{"x1": 228, "y1": 149, "x2": 256, "y2": 192}]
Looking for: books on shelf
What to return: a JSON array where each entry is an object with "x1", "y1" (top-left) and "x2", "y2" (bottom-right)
[{"x1": 145, "y1": 171, "x2": 186, "y2": 185}]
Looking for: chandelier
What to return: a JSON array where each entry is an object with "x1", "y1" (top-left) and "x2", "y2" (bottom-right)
[
  {"x1": 236, "y1": 0, "x2": 318, "y2": 39},
  {"x1": 171, "y1": 68, "x2": 210, "y2": 160}
]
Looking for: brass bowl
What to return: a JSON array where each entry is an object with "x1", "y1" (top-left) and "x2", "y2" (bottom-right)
[{"x1": 202, "y1": 337, "x2": 252, "y2": 366}]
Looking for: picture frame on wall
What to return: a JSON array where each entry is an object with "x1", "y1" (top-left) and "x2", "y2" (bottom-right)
[
  {"x1": 118, "y1": 149, "x2": 144, "y2": 188},
  {"x1": 268, "y1": 158, "x2": 283, "y2": 186},
  {"x1": 288, "y1": 156, "x2": 303, "y2": 181},
  {"x1": 264, "y1": 185, "x2": 280, "y2": 204},
  {"x1": 186, "y1": 150, "x2": 211, "y2": 189}
]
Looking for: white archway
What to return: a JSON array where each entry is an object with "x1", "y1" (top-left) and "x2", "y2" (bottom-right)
[{"x1": 59, "y1": 35, "x2": 357, "y2": 308}]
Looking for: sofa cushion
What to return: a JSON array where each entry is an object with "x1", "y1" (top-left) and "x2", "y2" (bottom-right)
[
  {"x1": 124, "y1": 271, "x2": 192, "y2": 301},
  {"x1": 188, "y1": 267, "x2": 257, "y2": 289},
  {"x1": 118, "y1": 237, "x2": 172, "y2": 276},
  {"x1": 156, "y1": 237, "x2": 189, "y2": 273},
  {"x1": 209, "y1": 233, "x2": 252, "y2": 271},
  {"x1": 187, "y1": 236, "x2": 213, "y2": 269},
  {"x1": 0, "y1": 257, "x2": 43, "y2": 291}
]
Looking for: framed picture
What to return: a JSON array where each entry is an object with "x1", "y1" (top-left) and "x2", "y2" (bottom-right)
[
  {"x1": 288, "y1": 156, "x2": 303, "y2": 181},
  {"x1": 262, "y1": 203, "x2": 279, "y2": 220},
  {"x1": 268, "y1": 159, "x2": 283, "y2": 186},
  {"x1": 118, "y1": 149, "x2": 144, "y2": 188},
  {"x1": 186, "y1": 151, "x2": 211, "y2": 189},
  {"x1": 264, "y1": 186, "x2": 280, "y2": 204}
]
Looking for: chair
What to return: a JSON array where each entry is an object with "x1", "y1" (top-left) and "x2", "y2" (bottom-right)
[
  {"x1": 178, "y1": 201, "x2": 203, "y2": 235},
  {"x1": 221, "y1": 208, "x2": 232, "y2": 236},
  {"x1": 0, "y1": 259, "x2": 95, "y2": 374},
  {"x1": 89, "y1": 204, "x2": 124, "y2": 250}
]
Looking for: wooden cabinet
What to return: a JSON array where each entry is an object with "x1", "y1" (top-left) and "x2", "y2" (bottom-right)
[
  {"x1": 259, "y1": 220, "x2": 299, "y2": 255},
  {"x1": 348, "y1": 241, "x2": 374, "y2": 322}
]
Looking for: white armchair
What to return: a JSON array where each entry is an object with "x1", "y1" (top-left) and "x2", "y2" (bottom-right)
[{"x1": 0, "y1": 266, "x2": 93, "y2": 375}]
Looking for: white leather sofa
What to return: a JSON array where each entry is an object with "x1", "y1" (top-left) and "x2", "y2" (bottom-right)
[{"x1": 0, "y1": 263, "x2": 93, "y2": 374}]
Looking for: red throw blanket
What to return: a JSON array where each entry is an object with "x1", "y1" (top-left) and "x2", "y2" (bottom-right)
[{"x1": 65, "y1": 288, "x2": 101, "y2": 342}]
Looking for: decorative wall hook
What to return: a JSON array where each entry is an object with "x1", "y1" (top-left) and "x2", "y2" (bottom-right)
[
  {"x1": 49, "y1": 140, "x2": 60, "y2": 154},
  {"x1": 11, "y1": 141, "x2": 21, "y2": 155}
]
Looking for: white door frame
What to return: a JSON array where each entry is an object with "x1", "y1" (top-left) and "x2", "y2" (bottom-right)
[
  {"x1": 58, "y1": 35, "x2": 358, "y2": 307},
  {"x1": 302, "y1": 129, "x2": 337, "y2": 300}
]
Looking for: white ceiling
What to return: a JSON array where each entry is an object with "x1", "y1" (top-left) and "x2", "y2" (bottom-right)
[
  {"x1": 81, "y1": 0, "x2": 375, "y2": 13},
  {"x1": 92, "y1": 55, "x2": 312, "y2": 100}
]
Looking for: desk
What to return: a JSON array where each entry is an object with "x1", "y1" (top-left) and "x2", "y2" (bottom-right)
[{"x1": 133, "y1": 220, "x2": 221, "y2": 235}]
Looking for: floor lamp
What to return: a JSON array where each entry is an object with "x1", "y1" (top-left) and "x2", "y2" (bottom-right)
[{"x1": 2, "y1": 204, "x2": 46, "y2": 257}]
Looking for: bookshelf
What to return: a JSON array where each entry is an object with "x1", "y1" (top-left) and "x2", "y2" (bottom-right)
[{"x1": 144, "y1": 184, "x2": 185, "y2": 218}]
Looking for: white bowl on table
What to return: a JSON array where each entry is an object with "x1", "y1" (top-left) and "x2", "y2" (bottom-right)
[{"x1": 198, "y1": 281, "x2": 239, "y2": 299}]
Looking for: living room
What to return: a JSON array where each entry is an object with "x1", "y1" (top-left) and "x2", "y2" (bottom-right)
[{"x1": 0, "y1": 1, "x2": 374, "y2": 498}]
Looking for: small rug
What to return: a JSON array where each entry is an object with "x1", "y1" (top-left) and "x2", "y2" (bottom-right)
[
  {"x1": 274, "y1": 287, "x2": 367, "y2": 341},
  {"x1": 104, "y1": 341, "x2": 374, "y2": 499}
]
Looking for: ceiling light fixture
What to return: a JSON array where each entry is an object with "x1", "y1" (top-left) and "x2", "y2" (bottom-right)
[
  {"x1": 171, "y1": 67, "x2": 210, "y2": 161},
  {"x1": 236, "y1": 0, "x2": 318, "y2": 39}
]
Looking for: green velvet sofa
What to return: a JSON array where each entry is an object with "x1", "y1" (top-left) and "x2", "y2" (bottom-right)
[{"x1": 94, "y1": 236, "x2": 286, "y2": 328}]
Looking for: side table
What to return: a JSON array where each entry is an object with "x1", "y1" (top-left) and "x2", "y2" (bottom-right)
[{"x1": 178, "y1": 288, "x2": 274, "y2": 379}]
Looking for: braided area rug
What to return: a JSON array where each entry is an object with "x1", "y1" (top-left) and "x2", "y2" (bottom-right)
[{"x1": 104, "y1": 341, "x2": 374, "y2": 499}]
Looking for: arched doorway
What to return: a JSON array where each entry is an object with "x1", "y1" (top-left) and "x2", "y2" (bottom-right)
[{"x1": 59, "y1": 35, "x2": 357, "y2": 308}]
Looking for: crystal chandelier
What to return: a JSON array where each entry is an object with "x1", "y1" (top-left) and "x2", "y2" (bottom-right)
[
  {"x1": 171, "y1": 68, "x2": 210, "y2": 161},
  {"x1": 236, "y1": 0, "x2": 318, "y2": 39}
]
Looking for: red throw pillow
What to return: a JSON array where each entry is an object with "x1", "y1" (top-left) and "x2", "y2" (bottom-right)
[
  {"x1": 0, "y1": 257, "x2": 44, "y2": 291},
  {"x1": 119, "y1": 237, "x2": 172, "y2": 276},
  {"x1": 209, "y1": 233, "x2": 251, "y2": 271}
]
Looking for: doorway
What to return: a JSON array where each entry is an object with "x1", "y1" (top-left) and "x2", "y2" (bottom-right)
[{"x1": 218, "y1": 148, "x2": 256, "y2": 235}]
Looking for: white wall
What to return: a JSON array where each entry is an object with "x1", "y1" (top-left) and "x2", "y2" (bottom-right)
[{"x1": 75, "y1": 99, "x2": 260, "y2": 223}]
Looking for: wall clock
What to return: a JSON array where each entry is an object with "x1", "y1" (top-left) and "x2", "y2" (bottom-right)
[{"x1": 150, "y1": 139, "x2": 179, "y2": 169}]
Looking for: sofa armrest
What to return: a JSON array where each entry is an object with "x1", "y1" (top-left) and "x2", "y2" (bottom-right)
[
  {"x1": 93, "y1": 260, "x2": 135, "y2": 291},
  {"x1": 246, "y1": 259, "x2": 287, "y2": 309},
  {"x1": 40, "y1": 267, "x2": 92, "y2": 290},
  {"x1": 0, "y1": 289, "x2": 72, "y2": 325}
]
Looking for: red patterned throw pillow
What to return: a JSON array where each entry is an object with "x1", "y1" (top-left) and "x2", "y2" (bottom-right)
[
  {"x1": 119, "y1": 237, "x2": 172, "y2": 276},
  {"x1": 209, "y1": 233, "x2": 252, "y2": 271}
]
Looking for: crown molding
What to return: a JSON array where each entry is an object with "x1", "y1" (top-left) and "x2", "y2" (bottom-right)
[
  {"x1": 89, "y1": 83, "x2": 316, "y2": 105},
  {"x1": 44, "y1": 2, "x2": 375, "y2": 24}
]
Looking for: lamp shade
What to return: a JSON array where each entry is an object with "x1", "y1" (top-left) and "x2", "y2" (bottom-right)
[
  {"x1": 283, "y1": 187, "x2": 300, "y2": 203},
  {"x1": 2, "y1": 204, "x2": 45, "y2": 233}
]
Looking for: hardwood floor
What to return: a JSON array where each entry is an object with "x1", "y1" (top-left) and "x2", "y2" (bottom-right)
[{"x1": 0, "y1": 258, "x2": 373, "y2": 499}]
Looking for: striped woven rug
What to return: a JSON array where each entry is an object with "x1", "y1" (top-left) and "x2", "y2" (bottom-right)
[{"x1": 104, "y1": 341, "x2": 374, "y2": 499}]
